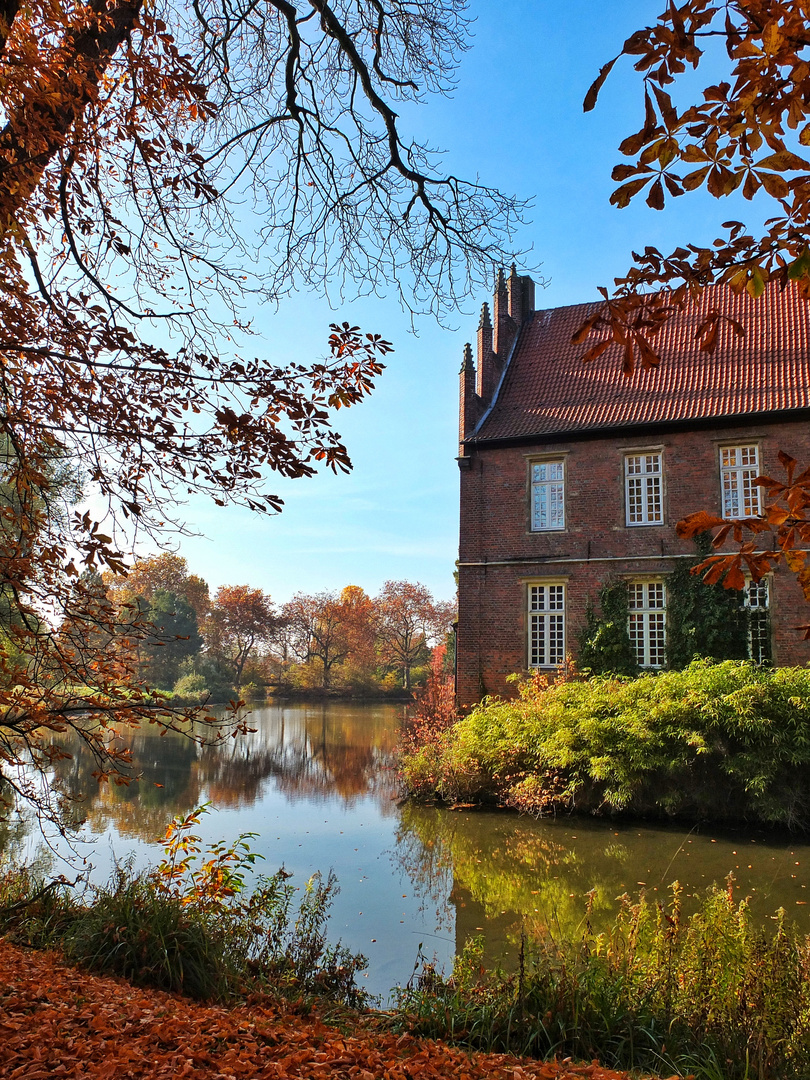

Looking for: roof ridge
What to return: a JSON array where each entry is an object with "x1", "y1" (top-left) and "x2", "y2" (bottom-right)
[{"x1": 531, "y1": 297, "x2": 604, "y2": 317}]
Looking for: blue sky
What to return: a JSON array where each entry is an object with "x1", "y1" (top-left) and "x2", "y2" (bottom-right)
[{"x1": 166, "y1": 1, "x2": 768, "y2": 606}]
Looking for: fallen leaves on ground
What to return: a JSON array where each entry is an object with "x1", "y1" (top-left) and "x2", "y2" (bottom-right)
[{"x1": 0, "y1": 940, "x2": 661, "y2": 1080}]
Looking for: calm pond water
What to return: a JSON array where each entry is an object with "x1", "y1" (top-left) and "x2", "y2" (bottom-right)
[{"x1": 6, "y1": 701, "x2": 810, "y2": 1001}]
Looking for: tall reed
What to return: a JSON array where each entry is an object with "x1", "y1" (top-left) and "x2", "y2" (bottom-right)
[{"x1": 394, "y1": 878, "x2": 810, "y2": 1080}]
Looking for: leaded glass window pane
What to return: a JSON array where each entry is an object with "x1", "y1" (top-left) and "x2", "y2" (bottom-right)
[
  {"x1": 625, "y1": 454, "x2": 663, "y2": 525},
  {"x1": 745, "y1": 578, "x2": 770, "y2": 663},
  {"x1": 627, "y1": 581, "x2": 666, "y2": 667},
  {"x1": 721, "y1": 445, "x2": 761, "y2": 518},
  {"x1": 529, "y1": 583, "x2": 566, "y2": 667},
  {"x1": 531, "y1": 460, "x2": 565, "y2": 531}
]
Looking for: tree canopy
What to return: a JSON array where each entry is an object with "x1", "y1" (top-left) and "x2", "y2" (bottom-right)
[
  {"x1": 2, "y1": 0, "x2": 525, "y2": 541},
  {"x1": 374, "y1": 580, "x2": 453, "y2": 691},
  {"x1": 205, "y1": 586, "x2": 277, "y2": 690},
  {"x1": 0, "y1": 0, "x2": 521, "y2": 830}
]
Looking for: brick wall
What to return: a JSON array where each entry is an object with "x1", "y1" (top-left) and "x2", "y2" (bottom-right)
[{"x1": 456, "y1": 419, "x2": 810, "y2": 705}]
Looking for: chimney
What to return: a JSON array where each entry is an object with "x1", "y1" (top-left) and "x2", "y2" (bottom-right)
[
  {"x1": 476, "y1": 300, "x2": 498, "y2": 402},
  {"x1": 458, "y1": 342, "x2": 477, "y2": 453},
  {"x1": 507, "y1": 264, "x2": 523, "y2": 324},
  {"x1": 521, "y1": 273, "x2": 535, "y2": 318},
  {"x1": 464, "y1": 268, "x2": 535, "y2": 439},
  {"x1": 509, "y1": 262, "x2": 537, "y2": 326}
]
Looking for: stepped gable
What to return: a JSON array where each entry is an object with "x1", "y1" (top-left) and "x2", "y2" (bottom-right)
[{"x1": 471, "y1": 283, "x2": 810, "y2": 444}]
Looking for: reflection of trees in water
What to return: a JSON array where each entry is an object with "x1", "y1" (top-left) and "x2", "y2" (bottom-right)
[
  {"x1": 0, "y1": 802, "x2": 54, "y2": 876},
  {"x1": 34, "y1": 704, "x2": 402, "y2": 842},
  {"x1": 398, "y1": 807, "x2": 810, "y2": 960},
  {"x1": 395, "y1": 804, "x2": 620, "y2": 946},
  {"x1": 47, "y1": 725, "x2": 204, "y2": 840},
  {"x1": 198, "y1": 706, "x2": 400, "y2": 809}
]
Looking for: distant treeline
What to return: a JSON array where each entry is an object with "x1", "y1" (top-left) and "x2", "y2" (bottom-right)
[{"x1": 102, "y1": 554, "x2": 455, "y2": 701}]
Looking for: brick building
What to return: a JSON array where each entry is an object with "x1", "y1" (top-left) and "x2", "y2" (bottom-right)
[{"x1": 456, "y1": 270, "x2": 810, "y2": 706}]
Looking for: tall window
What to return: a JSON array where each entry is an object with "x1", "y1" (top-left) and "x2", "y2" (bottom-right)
[
  {"x1": 528, "y1": 583, "x2": 565, "y2": 667},
  {"x1": 745, "y1": 578, "x2": 770, "y2": 663},
  {"x1": 720, "y1": 445, "x2": 761, "y2": 518},
  {"x1": 628, "y1": 581, "x2": 666, "y2": 668},
  {"x1": 625, "y1": 453, "x2": 663, "y2": 525},
  {"x1": 531, "y1": 460, "x2": 565, "y2": 531}
]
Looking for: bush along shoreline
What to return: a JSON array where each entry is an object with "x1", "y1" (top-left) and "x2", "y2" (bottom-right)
[
  {"x1": 396, "y1": 878, "x2": 810, "y2": 1080},
  {"x1": 399, "y1": 660, "x2": 810, "y2": 833}
]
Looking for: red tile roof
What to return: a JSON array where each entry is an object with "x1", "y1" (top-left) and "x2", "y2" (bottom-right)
[{"x1": 470, "y1": 283, "x2": 810, "y2": 444}]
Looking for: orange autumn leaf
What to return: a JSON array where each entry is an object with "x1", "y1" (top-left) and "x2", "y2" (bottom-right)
[
  {"x1": 575, "y1": 0, "x2": 810, "y2": 380},
  {"x1": 0, "y1": 939, "x2": 654, "y2": 1080}
]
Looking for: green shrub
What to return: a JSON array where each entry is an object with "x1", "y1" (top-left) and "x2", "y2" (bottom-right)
[
  {"x1": 240, "y1": 680, "x2": 266, "y2": 702},
  {"x1": 172, "y1": 672, "x2": 210, "y2": 704},
  {"x1": 394, "y1": 880, "x2": 810, "y2": 1080},
  {"x1": 64, "y1": 863, "x2": 231, "y2": 1000},
  {"x1": 175, "y1": 656, "x2": 234, "y2": 703},
  {"x1": 666, "y1": 533, "x2": 753, "y2": 667},
  {"x1": 62, "y1": 859, "x2": 367, "y2": 1004},
  {"x1": 399, "y1": 660, "x2": 810, "y2": 830}
]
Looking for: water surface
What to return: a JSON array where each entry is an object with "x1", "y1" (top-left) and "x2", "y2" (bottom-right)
[{"x1": 7, "y1": 702, "x2": 810, "y2": 1000}]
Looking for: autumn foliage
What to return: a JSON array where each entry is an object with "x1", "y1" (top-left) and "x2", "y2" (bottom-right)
[
  {"x1": 578, "y1": 0, "x2": 810, "y2": 374},
  {"x1": 281, "y1": 582, "x2": 453, "y2": 692},
  {"x1": 204, "y1": 586, "x2": 278, "y2": 691},
  {"x1": 0, "y1": 0, "x2": 518, "y2": 831},
  {"x1": 573, "y1": 2, "x2": 810, "y2": 614},
  {"x1": 0, "y1": 938, "x2": 646, "y2": 1080},
  {"x1": 676, "y1": 450, "x2": 810, "y2": 635},
  {"x1": 399, "y1": 643, "x2": 457, "y2": 771}
]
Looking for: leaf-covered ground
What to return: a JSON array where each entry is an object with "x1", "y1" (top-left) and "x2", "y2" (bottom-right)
[{"x1": 0, "y1": 941, "x2": 660, "y2": 1080}]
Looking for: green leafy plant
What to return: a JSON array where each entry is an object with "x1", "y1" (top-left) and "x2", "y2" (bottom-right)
[
  {"x1": 2, "y1": 807, "x2": 367, "y2": 1005},
  {"x1": 394, "y1": 879, "x2": 810, "y2": 1080},
  {"x1": 666, "y1": 534, "x2": 753, "y2": 669},
  {"x1": 577, "y1": 580, "x2": 637, "y2": 676},
  {"x1": 400, "y1": 660, "x2": 810, "y2": 829}
]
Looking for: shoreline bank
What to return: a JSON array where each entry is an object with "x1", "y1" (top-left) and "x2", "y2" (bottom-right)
[{"x1": 0, "y1": 939, "x2": 648, "y2": 1080}]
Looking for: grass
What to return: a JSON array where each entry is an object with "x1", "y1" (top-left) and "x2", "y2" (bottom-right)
[
  {"x1": 0, "y1": 807, "x2": 367, "y2": 1006},
  {"x1": 393, "y1": 878, "x2": 810, "y2": 1080}
]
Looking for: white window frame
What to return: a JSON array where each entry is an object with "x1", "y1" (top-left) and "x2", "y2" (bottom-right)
[
  {"x1": 720, "y1": 444, "x2": 761, "y2": 518},
  {"x1": 625, "y1": 452, "x2": 663, "y2": 526},
  {"x1": 530, "y1": 459, "x2": 565, "y2": 532},
  {"x1": 745, "y1": 577, "x2": 770, "y2": 663},
  {"x1": 528, "y1": 582, "x2": 566, "y2": 668},
  {"x1": 627, "y1": 580, "x2": 667, "y2": 668}
]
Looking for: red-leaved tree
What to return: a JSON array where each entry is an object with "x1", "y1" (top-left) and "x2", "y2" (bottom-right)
[{"x1": 374, "y1": 581, "x2": 454, "y2": 691}]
